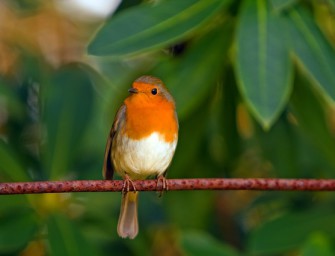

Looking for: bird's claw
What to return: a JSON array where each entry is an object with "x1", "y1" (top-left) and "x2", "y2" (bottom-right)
[
  {"x1": 156, "y1": 175, "x2": 168, "y2": 197},
  {"x1": 122, "y1": 174, "x2": 136, "y2": 194}
]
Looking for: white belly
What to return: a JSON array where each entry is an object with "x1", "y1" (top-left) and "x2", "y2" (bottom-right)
[{"x1": 112, "y1": 132, "x2": 177, "y2": 179}]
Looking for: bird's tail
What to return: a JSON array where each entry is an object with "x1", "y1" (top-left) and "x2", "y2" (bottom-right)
[{"x1": 117, "y1": 191, "x2": 139, "y2": 239}]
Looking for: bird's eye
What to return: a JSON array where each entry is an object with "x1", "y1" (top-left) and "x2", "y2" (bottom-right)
[{"x1": 151, "y1": 88, "x2": 158, "y2": 95}]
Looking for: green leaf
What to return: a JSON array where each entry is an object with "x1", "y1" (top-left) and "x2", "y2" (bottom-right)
[
  {"x1": 0, "y1": 195, "x2": 30, "y2": 212},
  {"x1": 287, "y1": 7, "x2": 335, "y2": 103},
  {"x1": 257, "y1": 115, "x2": 299, "y2": 178},
  {"x1": 0, "y1": 207, "x2": 37, "y2": 253},
  {"x1": 290, "y1": 75, "x2": 335, "y2": 168},
  {"x1": 180, "y1": 230, "x2": 239, "y2": 256},
  {"x1": 300, "y1": 233, "x2": 335, "y2": 256},
  {"x1": 169, "y1": 103, "x2": 208, "y2": 177},
  {"x1": 235, "y1": 0, "x2": 293, "y2": 129},
  {"x1": 0, "y1": 80, "x2": 25, "y2": 120},
  {"x1": 204, "y1": 70, "x2": 240, "y2": 170},
  {"x1": 88, "y1": 0, "x2": 229, "y2": 57},
  {"x1": 329, "y1": 0, "x2": 335, "y2": 11},
  {"x1": 269, "y1": 0, "x2": 297, "y2": 12},
  {"x1": 0, "y1": 140, "x2": 30, "y2": 181},
  {"x1": 154, "y1": 22, "x2": 233, "y2": 119},
  {"x1": 43, "y1": 63, "x2": 94, "y2": 179},
  {"x1": 218, "y1": 68, "x2": 241, "y2": 167},
  {"x1": 165, "y1": 191, "x2": 215, "y2": 230},
  {"x1": 47, "y1": 214, "x2": 98, "y2": 256},
  {"x1": 248, "y1": 207, "x2": 335, "y2": 255},
  {"x1": 9, "y1": 0, "x2": 42, "y2": 12}
]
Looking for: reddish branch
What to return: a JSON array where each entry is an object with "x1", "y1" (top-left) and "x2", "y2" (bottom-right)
[{"x1": 1, "y1": 178, "x2": 335, "y2": 195}]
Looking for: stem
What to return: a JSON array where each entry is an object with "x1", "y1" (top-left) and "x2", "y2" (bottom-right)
[{"x1": 1, "y1": 178, "x2": 335, "y2": 195}]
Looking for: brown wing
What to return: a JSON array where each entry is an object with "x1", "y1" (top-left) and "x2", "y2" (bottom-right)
[{"x1": 102, "y1": 104, "x2": 126, "y2": 180}]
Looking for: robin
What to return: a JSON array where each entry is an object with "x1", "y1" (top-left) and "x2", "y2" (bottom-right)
[{"x1": 103, "y1": 75, "x2": 178, "y2": 239}]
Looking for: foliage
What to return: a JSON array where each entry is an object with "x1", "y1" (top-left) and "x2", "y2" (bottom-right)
[{"x1": 0, "y1": 0, "x2": 335, "y2": 255}]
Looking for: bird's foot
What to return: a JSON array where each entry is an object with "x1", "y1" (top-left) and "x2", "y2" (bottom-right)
[
  {"x1": 156, "y1": 175, "x2": 168, "y2": 197},
  {"x1": 122, "y1": 174, "x2": 136, "y2": 194}
]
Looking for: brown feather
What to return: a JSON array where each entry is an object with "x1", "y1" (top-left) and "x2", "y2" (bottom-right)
[
  {"x1": 102, "y1": 104, "x2": 126, "y2": 180},
  {"x1": 117, "y1": 191, "x2": 138, "y2": 239}
]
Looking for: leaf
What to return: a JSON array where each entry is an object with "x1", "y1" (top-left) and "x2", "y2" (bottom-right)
[
  {"x1": 0, "y1": 195, "x2": 30, "y2": 211},
  {"x1": 287, "y1": 7, "x2": 335, "y2": 103},
  {"x1": 9, "y1": 0, "x2": 42, "y2": 12},
  {"x1": 43, "y1": 63, "x2": 94, "y2": 179},
  {"x1": 154, "y1": 22, "x2": 233, "y2": 119},
  {"x1": 269, "y1": 0, "x2": 298, "y2": 12},
  {"x1": 164, "y1": 191, "x2": 215, "y2": 230},
  {"x1": 180, "y1": 230, "x2": 239, "y2": 256},
  {"x1": 247, "y1": 207, "x2": 335, "y2": 255},
  {"x1": 290, "y1": 74, "x2": 335, "y2": 168},
  {"x1": 0, "y1": 140, "x2": 30, "y2": 181},
  {"x1": 219, "y1": 67, "x2": 241, "y2": 167},
  {"x1": 168, "y1": 103, "x2": 208, "y2": 177},
  {"x1": 88, "y1": 0, "x2": 229, "y2": 57},
  {"x1": 329, "y1": 0, "x2": 335, "y2": 11},
  {"x1": 300, "y1": 232, "x2": 335, "y2": 256},
  {"x1": 257, "y1": 115, "x2": 299, "y2": 177},
  {"x1": 0, "y1": 207, "x2": 37, "y2": 253},
  {"x1": 47, "y1": 214, "x2": 98, "y2": 256},
  {"x1": 235, "y1": 0, "x2": 293, "y2": 129},
  {"x1": 0, "y1": 80, "x2": 25, "y2": 120}
]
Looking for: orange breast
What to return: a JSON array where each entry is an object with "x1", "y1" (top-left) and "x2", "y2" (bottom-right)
[{"x1": 123, "y1": 99, "x2": 178, "y2": 143}]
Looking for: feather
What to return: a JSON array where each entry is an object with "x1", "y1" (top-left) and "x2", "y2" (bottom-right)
[{"x1": 102, "y1": 104, "x2": 126, "y2": 180}]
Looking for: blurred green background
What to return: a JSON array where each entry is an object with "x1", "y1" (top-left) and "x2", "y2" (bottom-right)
[{"x1": 1, "y1": 0, "x2": 335, "y2": 255}]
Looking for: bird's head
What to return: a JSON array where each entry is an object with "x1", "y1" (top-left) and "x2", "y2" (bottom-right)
[{"x1": 126, "y1": 76, "x2": 175, "y2": 107}]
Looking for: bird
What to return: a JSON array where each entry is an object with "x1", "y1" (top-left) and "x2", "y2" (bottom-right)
[{"x1": 102, "y1": 75, "x2": 178, "y2": 239}]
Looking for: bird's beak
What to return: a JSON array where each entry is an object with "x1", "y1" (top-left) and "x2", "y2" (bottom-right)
[{"x1": 128, "y1": 88, "x2": 138, "y2": 94}]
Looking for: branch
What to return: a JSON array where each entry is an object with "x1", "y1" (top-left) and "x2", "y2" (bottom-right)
[{"x1": 1, "y1": 178, "x2": 335, "y2": 195}]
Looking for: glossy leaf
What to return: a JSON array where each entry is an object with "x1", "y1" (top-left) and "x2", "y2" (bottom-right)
[
  {"x1": 290, "y1": 75, "x2": 335, "y2": 167},
  {"x1": 47, "y1": 214, "x2": 98, "y2": 256},
  {"x1": 0, "y1": 207, "x2": 37, "y2": 253},
  {"x1": 88, "y1": 0, "x2": 228, "y2": 57},
  {"x1": 43, "y1": 64, "x2": 94, "y2": 178},
  {"x1": 257, "y1": 115, "x2": 299, "y2": 178},
  {"x1": 180, "y1": 231, "x2": 239, "y2": 256},
  {"x1": 236, "y1": 0, "x2": 293, "y2": 129},
  {"x1": 248, "y1": 207, "x2": 335, "y2": 255},
  {"x1": 154, "y1": 22, "x2": 233, "y2": 119},
  {"x1": 287, "y1": 7, "x2": 335, "y2": 103}
]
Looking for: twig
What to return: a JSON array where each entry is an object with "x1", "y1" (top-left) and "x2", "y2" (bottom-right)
[{"x1": 1, "y1": 178, "x2": 335, "y2": 195}]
